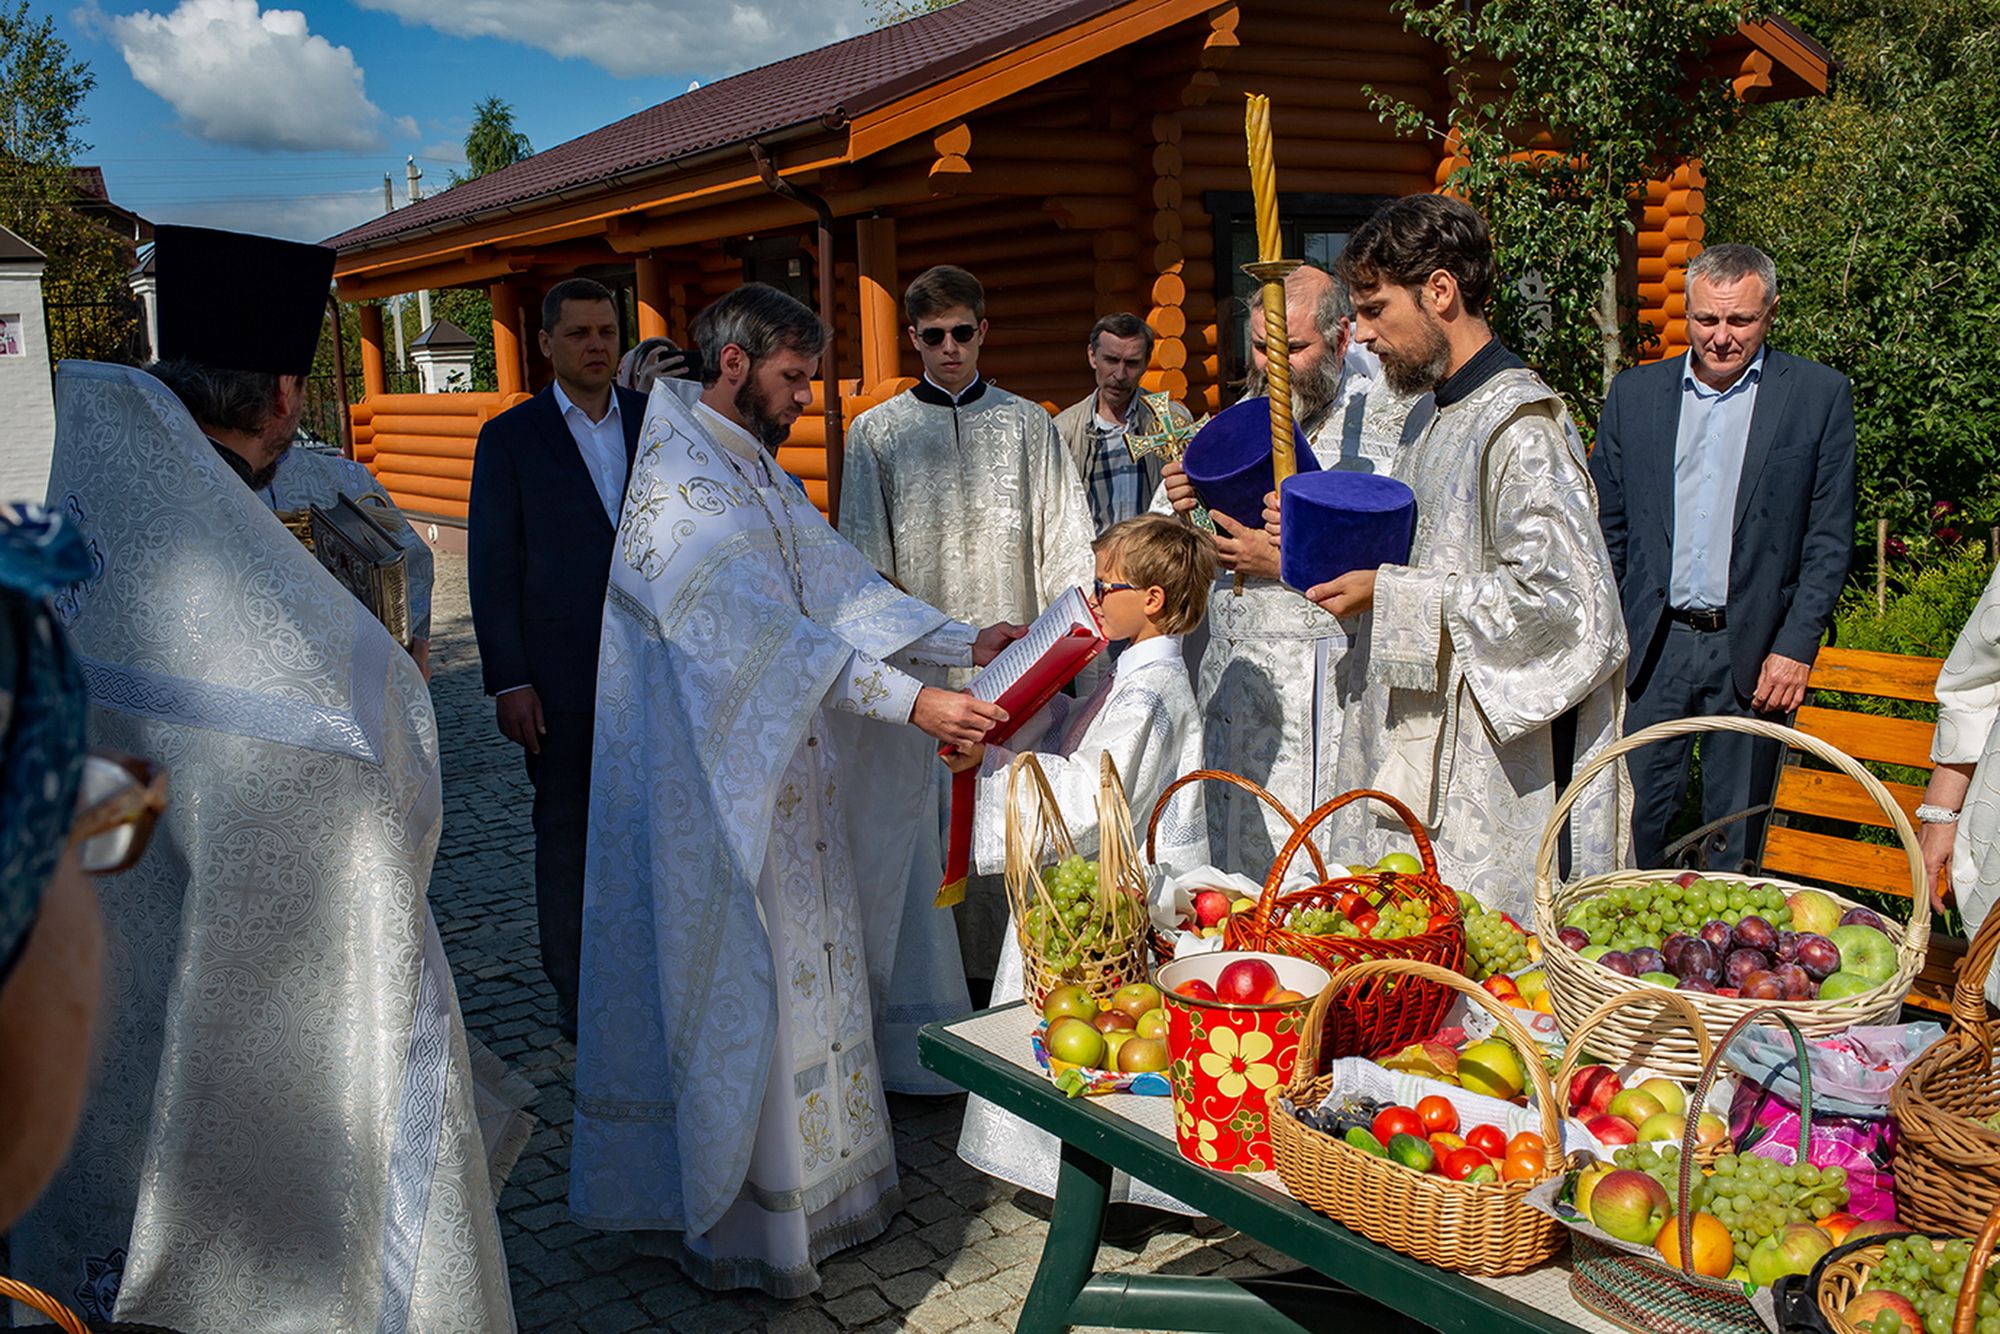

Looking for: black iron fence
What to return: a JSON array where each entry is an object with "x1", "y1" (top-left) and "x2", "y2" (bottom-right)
[
  {"x1": 43, "y1": 295, "x2": 144, "y2": 365},
  {"x1": 299, "y1": 366, "x2": 419, "y2": 451}
]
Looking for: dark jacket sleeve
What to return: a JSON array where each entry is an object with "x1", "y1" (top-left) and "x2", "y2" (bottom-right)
[
  {"x1": 467, "y1": 413, "x2": 531, "y2": 696},
  {"x1": 1769, "y1": 369, "x2": 1856, "y2": 664},
  {"x1": 1589, "y1": 378, "x2": 1630, "y2": 585}
]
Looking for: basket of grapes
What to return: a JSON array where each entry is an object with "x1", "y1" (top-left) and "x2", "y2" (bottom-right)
[
  {"x1": 1559, "y1": 1010, "x2": 1856, "y2": 1334},
  {"x1": 1232, "y1": 789, "x2": 1466, "y2": 1058},
  {"x1": 1889, "y1": 908, "x2": 2000, "y2": 1236},
  {"x1": 1004, "y1": 751, "x2": 1151, "y2": 1011},
  {"x1": 1142, "y1": 769, "x2": 1329, "y2": 965},
  {"x1": 1534, "y1": 716, "x2": 1931, "y2": 1082},
  {"x1": 1811, "y1": 1198, "x2": 2000, "y2": 1334}
]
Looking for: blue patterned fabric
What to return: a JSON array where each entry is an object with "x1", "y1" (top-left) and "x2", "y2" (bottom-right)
[{"x1": 0, "y1": 503, "x2": 92, "y2": 985}]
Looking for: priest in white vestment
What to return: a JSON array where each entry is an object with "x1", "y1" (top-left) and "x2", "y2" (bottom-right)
[
  {"x1": 570, "y1": 284, "x2": 1021, "y2": 1297},
  {"x1": 840, "y1": 264, "x2": 1096, "y2": 996},
  {"x1": 1301, "y1": 196, "x2": 1630, "y2": 918},
  {"x1": 1159, "y1": 265, "x2": 1425, "y2": 877},
  {"x1": 1919, "y1": 564, "x2": 2000, "y2": 1007},
  {"x1": 14, "y1": 232, "x2": 520, "y2": 1334}
]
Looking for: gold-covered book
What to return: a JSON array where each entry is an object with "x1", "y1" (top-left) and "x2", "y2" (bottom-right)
[{"x1": 297, "y1": 494, "x2": 412, "y2": 646}]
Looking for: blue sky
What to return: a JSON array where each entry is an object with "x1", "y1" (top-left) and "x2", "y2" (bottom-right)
[{"x1": 45, "y1": 0, "x2": 879, "y2": 242}]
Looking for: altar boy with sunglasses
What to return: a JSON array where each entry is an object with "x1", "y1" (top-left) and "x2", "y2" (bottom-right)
[
  {"x1": 948, "y1": 513, "x2": 1212, "y2": 1216},
  {"x1": 841, "y1": 264, "x2": 1097, "y2": 1010}
]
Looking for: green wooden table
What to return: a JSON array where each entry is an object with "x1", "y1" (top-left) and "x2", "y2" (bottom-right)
[{"x1": 920, "y1": 1005, "x2": 1624, "y2": 1334}]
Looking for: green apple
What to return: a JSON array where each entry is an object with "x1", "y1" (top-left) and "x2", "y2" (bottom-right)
[
  {"x1": 1047, "y1": 1016, "x2": 1106, "y2": 1069},
  {"x1": 1787, "y1": 889, "x2": 1842, "y2": 936},
  {"x1": 1635, "y1": 1111, "x2": 1688, "y2": 1144},
  {"x1": 1579, "y1": 945, "x2": 1612, "y2": 962},
  {"x1": 1638, "y1": 1078, "x2": 1687, "y2": 1119},
  {"x1": 1827, "y1": 924, "x2": 1898, "y2": 983},
  {"x1": 1607, "y1": 1088, "x2": 1665, "y2": 1125},
  {"x1": 1101, "y1": 1029, "x2": 1136, "y2": 1069},
  {"x1": 1136, "y1": 1007, "x2": 1169, "y2": 1040},
  {"x1": 1110, "y1": 981, "x2": 1163, "y2": 1021},
  {"x1": 1375, "y1": 852, "x2": 1423, "y2": 875},
  {"x1": 1118, "y1": 1036, "x2": 1170, "y2": 1073},
  {"x1": 1043, "y1": 984, "x2": 1099, "y2": 1026},
  {"x1": 1816, "y1": 969, "x2": 1881, "y2": 1000}
]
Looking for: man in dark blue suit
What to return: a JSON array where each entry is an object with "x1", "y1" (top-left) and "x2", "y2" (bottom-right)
[
  {"x1": 1591, "y1": 243, "x2": 1855, "y2": 870},
  {"x1": 468, "y1": 277, "x2": 647, "y2": 1039}
]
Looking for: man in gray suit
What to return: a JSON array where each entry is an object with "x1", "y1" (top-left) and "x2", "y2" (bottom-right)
[
  {"x1": 1053, "y1": 312, "x2": 1190, "y2": 534},
  {"x1": 1590, "y1": 243, "x2": 1856, "y2": 869}
]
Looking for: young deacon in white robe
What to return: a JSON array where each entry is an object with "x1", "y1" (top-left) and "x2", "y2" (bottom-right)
[
  {"x1": 1301, "y1": 196, "x2": 1630, "y2": 919},
  {"x1": 569, "y1": 285, "x2": 1022, "y2": 1298},
  {"x1": 946, "y1": 515, "x2": 1212, "y2": 1210},
  {"x1": 840, "y1": 265, "x2": 1096, "y2": 988},
  {"x1": 1158, "y1": 266, "x2": 1426, "y2": 877}
]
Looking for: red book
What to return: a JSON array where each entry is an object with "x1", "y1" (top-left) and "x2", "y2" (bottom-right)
[{"x1": 937, "y1": 588, "x2": 1107, "y2": 906}]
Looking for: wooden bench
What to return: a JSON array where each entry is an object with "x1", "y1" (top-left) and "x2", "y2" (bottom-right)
[{"x1": 1761, "y1": 644, "x2": 1966, "y2": 1013}]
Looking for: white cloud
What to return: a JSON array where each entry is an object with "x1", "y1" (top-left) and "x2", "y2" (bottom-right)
[
  {"x1": 148, "y1": 187, "x2": 389, "y2": 245},
  {"x1": 354, "y1": 0, "x2": 873, "y2": 80},
  {"x1": 103, "y1": 0, "x2": 397, "y2": 152}
]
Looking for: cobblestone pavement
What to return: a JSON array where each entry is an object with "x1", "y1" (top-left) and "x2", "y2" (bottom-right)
[{"x1": 422, "y1": 552, "x2": 1288, "y2": 1333}]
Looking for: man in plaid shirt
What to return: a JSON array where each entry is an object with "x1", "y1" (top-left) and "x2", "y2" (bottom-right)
[{"x1": 1053, "y1": 313, "x2": 1192, "y2": 534}]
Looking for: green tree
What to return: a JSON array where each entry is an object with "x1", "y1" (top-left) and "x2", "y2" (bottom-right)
[
  {"x1": 1706, "y1": 0, "x2": 2000, "y2": 556},
  {"x1": 458, "y1": 97, "x2": 532, "y2": 181},
  {"x1": 866, "y1": 0, "x2": 959, "y2": 26},
  {"x1": 0, "y1": 1, "x2": 135, "y2": 361},
  {"x1": 1370, "y1": 0, "x2": 1745, "y2": 432}
]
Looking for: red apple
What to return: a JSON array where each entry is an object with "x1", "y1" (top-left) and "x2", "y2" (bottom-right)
[
  {"x1": 1845, "y1": 1290, "x2": 1922, "y2": 1334},
  {"x1": 1090, "y1": 1009, "x2": 1136, "y2": 1033},
  {"x1": 1567, "y1": 1064, "x2": 1624, "y2": 1117},
  {"x1": 1586, "y1": 1114, "x2": 1639, "y2": 1146},
  {"x1": 1192, "y1": 889, "x2": 1233, "y2": 929},
  {"x1": 1174, "y1": 979, "x2": 1217, "y2": 1002},
  {"x1": 1215, "y1": 957, "x2": 1281, "y2": 1005},
  {"x1": 1587, "y1": 1168, "x2": 1672, "y2": 1243}
]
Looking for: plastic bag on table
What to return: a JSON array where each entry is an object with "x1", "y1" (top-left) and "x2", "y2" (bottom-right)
[
  {"x1": 1725, "y1": 1022, "x2": 1942, "y2": 1120},
  {"x1": 1728, "y1": 1080, "x2": 1899, "y2": 1221}
]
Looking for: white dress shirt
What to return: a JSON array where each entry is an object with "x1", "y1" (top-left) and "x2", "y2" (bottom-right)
[
  {"x1": 553, "y1": 379, "x2": 628, "y2": 524},
  {"x1": 1670, "y1": 346, "x2": 1765, "y2": 610}
]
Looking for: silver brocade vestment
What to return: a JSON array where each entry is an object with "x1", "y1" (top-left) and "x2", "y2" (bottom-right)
[
  {"x1": 1328, "y1": 365, "x2": 1631, "y2": 918},
  {"x1": 1934, "y1": 563, "x2": 2000, "y2": 1008},
  {"x1": 15, "y1": 363, "x2": 518, "y2": 1332},
  {"x1": 261, "y1": 447, "x2": 436, "y2": 642}
]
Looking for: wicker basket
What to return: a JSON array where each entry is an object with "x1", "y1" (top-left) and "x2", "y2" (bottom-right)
[
  {"x1": 1141, "y1": 768, "x2": 1329, "y2": 964},
  {"x1": 1231, "y1": 789, "x2": 1466, "y2": 1058},
  {"x1": 1268, "y1": 957, "x2": 1571, "y2": 1276},
  {"x1": 1890, "y1": 906, "x2": 2000, "y2": 1234},
  {"x1": 1550, "y1": 987, "x2": 1736, "y2": 1165},
  {"x1": 1568, "y1": 1008, "x2": 1815, "y2": 1334},
  {"x1": 1814, "y1": 1200, "x2": 2000, "y2": 1334},
  {"x1": 1003, "y1": 751, "x2": 1152, "y2": 1010},
  {"x1": 1535, "y1": 716, "x2": 1931, "y2": 1081},
  {"x1": 0, "y1": 1275, "x2": 185, "y2": 1333}
]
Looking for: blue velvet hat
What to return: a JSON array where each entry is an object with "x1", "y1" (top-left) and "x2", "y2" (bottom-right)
[
  {"x1": 1182, "y1": 397, "x2": 1321, "y2": 530},
  {"x1": 1278, "y1": 470, "x2": 1417, "y2": 591}
]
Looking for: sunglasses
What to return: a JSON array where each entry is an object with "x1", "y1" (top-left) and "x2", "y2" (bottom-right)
[
  {"x1": 67, "y1": 750, "x2": 169, "y2": 875},
  {"x1": 915, "y1": 323, "x2": 980, "y2": 348},
  {"x1": 1091, "y1": 579, "x2": 1138, "y2": 600}
]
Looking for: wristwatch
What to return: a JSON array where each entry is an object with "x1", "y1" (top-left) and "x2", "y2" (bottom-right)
[{"x1": 1915, "y1": 803, "x2": 1962, "y2": 825}]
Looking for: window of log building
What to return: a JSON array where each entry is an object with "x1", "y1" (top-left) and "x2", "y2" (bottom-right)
[{"x1": 1207, "y1": 191, "x2": 1396, "y2": 383}]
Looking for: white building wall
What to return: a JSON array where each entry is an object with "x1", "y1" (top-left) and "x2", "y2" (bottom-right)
[{"x1": 0, "y1": 263, "x2": 55, "y2": 502}]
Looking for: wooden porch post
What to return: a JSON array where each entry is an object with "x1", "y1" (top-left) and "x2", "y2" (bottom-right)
[
  {"x1": 856, "y1": 217, "x2": 901, "y2": 390},
  {"x1": 357, "y1": 303, "x2": 387, "y2": 397},
  {"x1": 489, "y1": 281, "x2": 525, "y2": 396},
  {"x1": 634, "y1": 252, "x2": 670, "y2": 340}
]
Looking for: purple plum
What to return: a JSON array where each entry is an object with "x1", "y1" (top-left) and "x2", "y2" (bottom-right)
[
  {"x1": 1675, "y1": 939, "x2": 1721, "y2": 983},
  {"x1": 1699, "y1": 919, "x2": 1734, "y2": 953},
  {"x1": 1558, "y1": 925, "x2": 1591, "y2": 952},
  {"x1": 1677, "y1": 976, "x2": 1719, "y2": 994},
  {"x1": 1741, "y1": 970, "x2": 1787, "y2": 1001},
  {"x1": 1775, "y1": 929, "x2": 1799, "y2": 964},
  {"x1": 1794, "y1": 933, "x2": 1841, "y2": 981},
  {"x1": 1661, "y1": 933, "x2": 1696, "y2": 971},
  {"x1": 1599, "y1": 950, "x2": 1639, "y2": 978},
  {"x1": 1628, "y1": 946, "x2": 1667, "y2": 977},
  {"x1": 1732, "y1": 915, "x2": 1779, "y2": 956},
  {"x1": 1772, "y1": 962, "x2": 1815, "y2": 1000},
  {"x1": 1840, "y1": 906, "x2": 1893, "y2": 936},
  {"x1": 1725, "y1": 948, "x2": 1770, "y2": 989}
]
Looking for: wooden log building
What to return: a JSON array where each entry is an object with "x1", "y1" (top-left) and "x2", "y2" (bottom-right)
[{"x1": 325, "y1": 0, "x2": 1829, "y2": 525}]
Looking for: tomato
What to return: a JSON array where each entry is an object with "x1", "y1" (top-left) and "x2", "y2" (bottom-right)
[
  {"x1": 1416, "y1": 1095, "x2": 1459, "y2": 1135},
  {"x1": 1347, "y1": 906, "x2": 1380, "y2": 935},
  {"x1": 1428, "y1": 1131, "x2": 1466, "y2": 1155},
  {"x1": 1440, "y1": 1147, "x2": 1493, "y2": 1181},
  {"x1": 1465, "y1": 1124, "x2": 1508, "y2": 1159},
  {"x1": 1426, "y1": 912, "x2": 1454, "y2": 934},
  {"x1": 1506, "y1": 1131, "x2": 1546, "y2": 1158},
  {"x1": 1371, "y1": 1106, "x2": 1425, "y2": 1145},
  {"x1": 1334, "y1": 889, "x2": 1369, "y2": 916},
  {"x1": 1503, "y1": 1145, "x2": 1545, "y2": 1182}
]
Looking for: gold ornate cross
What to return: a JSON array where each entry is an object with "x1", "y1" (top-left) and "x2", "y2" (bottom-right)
[{"x1": 1125, "y1": 391, "x2": 1214, "y2": 533}]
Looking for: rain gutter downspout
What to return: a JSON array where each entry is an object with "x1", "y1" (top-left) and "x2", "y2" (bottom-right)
[{"x1": 751, "y1": 141, "x2": 844, "y2": 525}]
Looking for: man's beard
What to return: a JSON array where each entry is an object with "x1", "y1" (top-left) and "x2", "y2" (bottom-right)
[
  {"x1": 1376, "y1": 310, "x2": 1453, "y2": 395},
  {"x1": 734, "y1": 375, "x2": 793, "y2": 448},
  {"x1": 1242, "y1": 351, "x2": 1345, "y2": 437}
]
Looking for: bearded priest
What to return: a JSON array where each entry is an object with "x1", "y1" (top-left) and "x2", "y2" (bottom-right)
[
  {"x1": 1302, "y1": 195, "x2": 1631, "y2": 918},
  {"x1": 569, "y1": 284, "x2": 1021, "y2": 1297}
]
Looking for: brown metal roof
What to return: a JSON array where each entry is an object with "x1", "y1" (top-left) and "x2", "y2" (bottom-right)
[
  {"x1": 0, "y1": 224, "x2": 45, "y2": 263},
  {"x1": 325, "y1": 0, "x2": 1129, "y2": 254}
]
